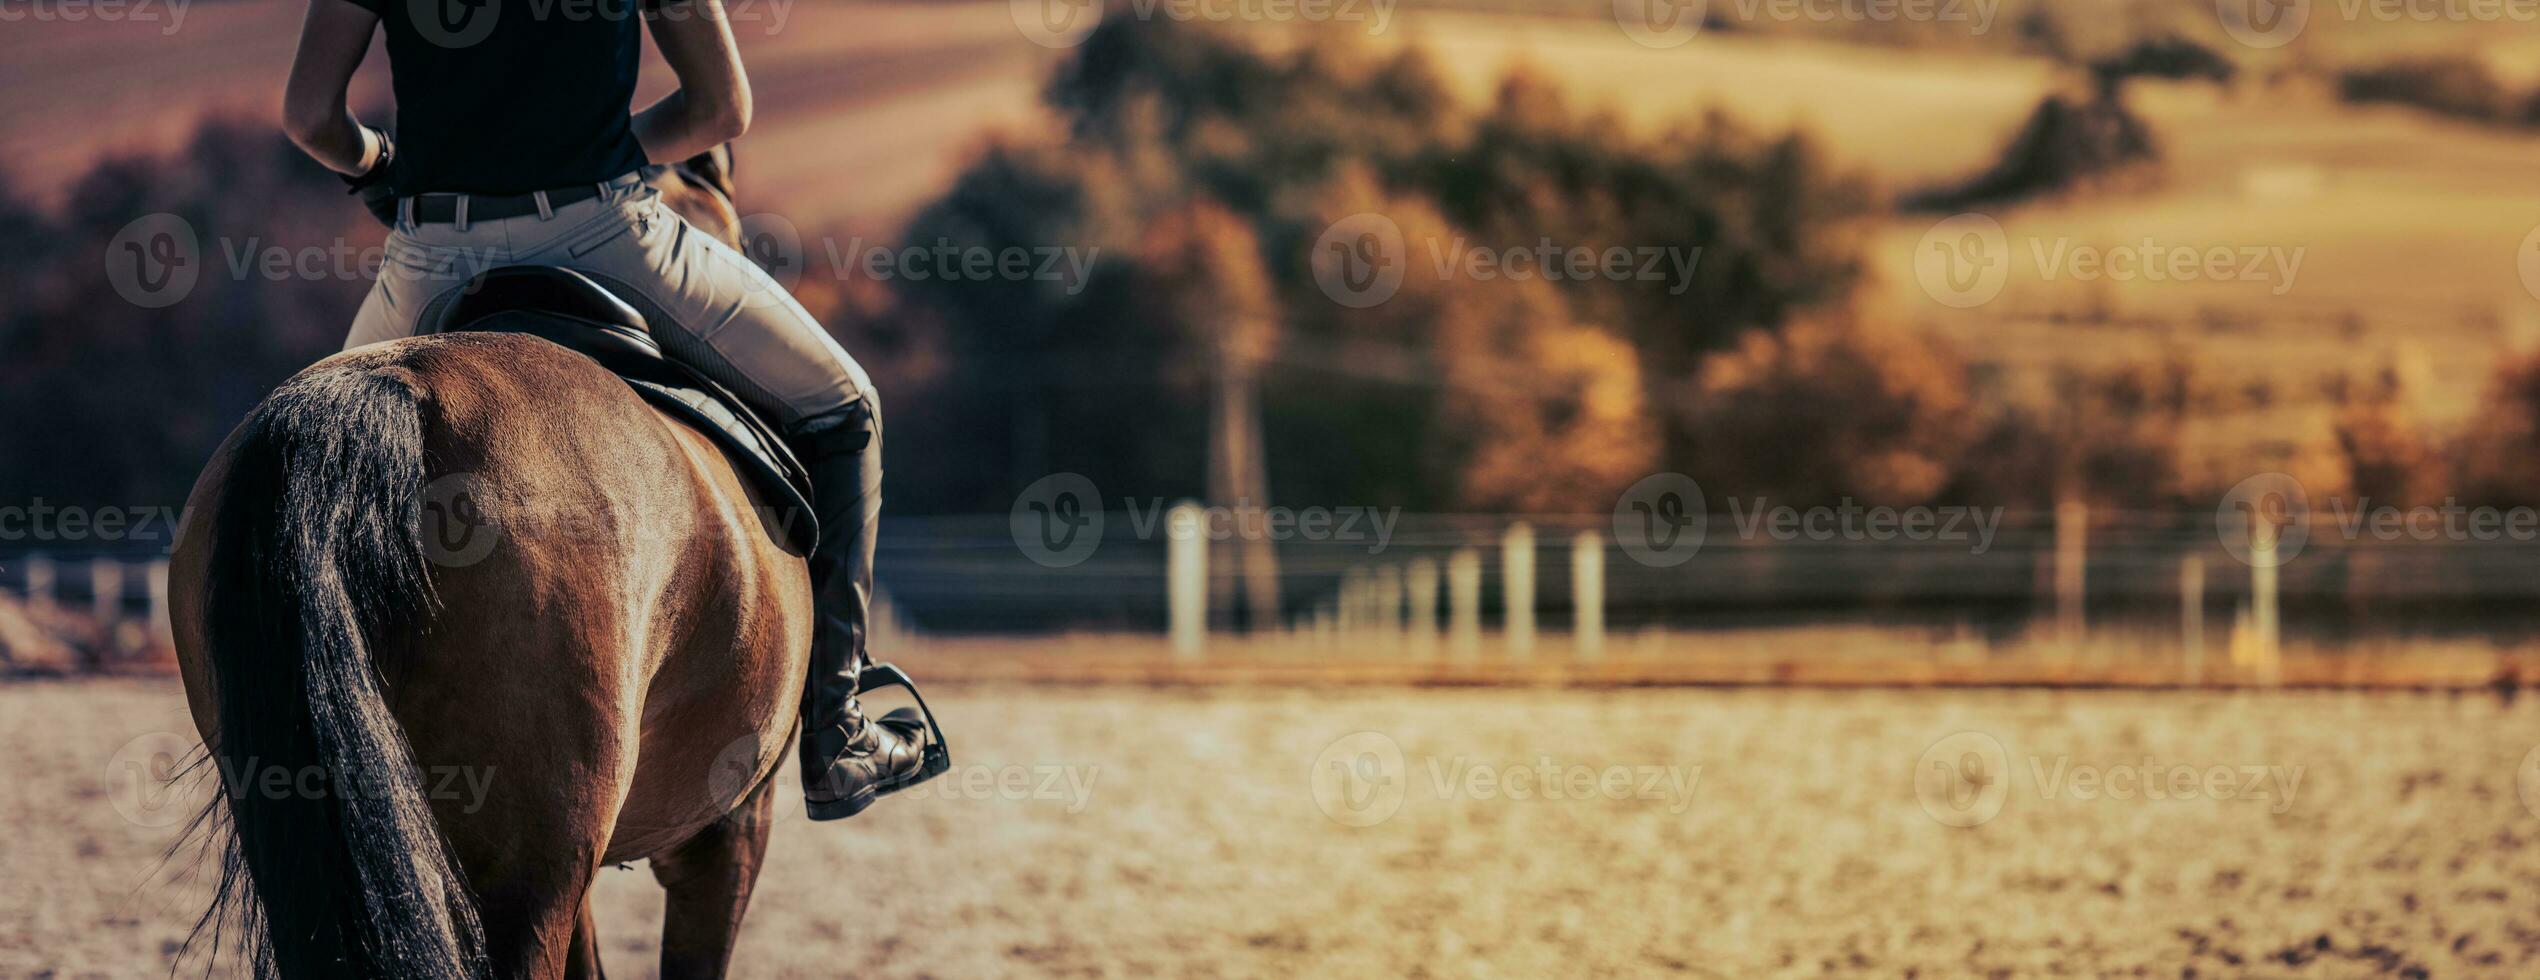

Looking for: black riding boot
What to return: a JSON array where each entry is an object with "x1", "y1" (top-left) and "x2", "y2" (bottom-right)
[{"x1": 788, "y1": 398, "x2": 946, "y2": 820}]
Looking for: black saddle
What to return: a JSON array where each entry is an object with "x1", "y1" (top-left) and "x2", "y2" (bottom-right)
[{"x1": 428, "y1": 266, "x2": 818, "y2": 554}]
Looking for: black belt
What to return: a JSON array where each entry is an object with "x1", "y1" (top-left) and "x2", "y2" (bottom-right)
[{"x1": 406, "y1": 183, "x2": 607, "y2": 224}]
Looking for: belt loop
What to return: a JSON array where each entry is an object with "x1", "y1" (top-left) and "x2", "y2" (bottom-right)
[
  {"x1": 454, "y1": 194, "x2": 471, "y2": 232},
  {"x1": 534, "y1": 189, "x2": 554, "y2": 220},
  {"x1": 398, "y1": 196, "x2": 415, "y2": 230}
]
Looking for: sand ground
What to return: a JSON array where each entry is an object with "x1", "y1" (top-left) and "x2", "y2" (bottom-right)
[{"x1": 5, "y1": 677, "x2": 2539, "y2": 977}]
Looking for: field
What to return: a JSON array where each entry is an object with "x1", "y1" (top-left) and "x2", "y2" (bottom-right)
[{"x1": 6, "y1": 676, "x2": 2539, "y2": 977}]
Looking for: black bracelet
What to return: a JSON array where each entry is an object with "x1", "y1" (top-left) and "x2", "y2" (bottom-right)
[{"x1": 341, "y1": 127, "x2": 395, "y2": 190}]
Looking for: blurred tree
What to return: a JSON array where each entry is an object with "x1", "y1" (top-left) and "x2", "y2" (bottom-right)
[{"x1": 0, "y1": 120, "x2": 375, "y2": 521}]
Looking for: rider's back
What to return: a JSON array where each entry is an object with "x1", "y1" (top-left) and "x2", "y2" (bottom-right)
[{"x1": 354, "y1": 0, "x2": 651, "y2": 196}]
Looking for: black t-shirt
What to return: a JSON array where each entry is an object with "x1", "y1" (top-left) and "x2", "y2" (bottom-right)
[{"x1": 347, "y1": 0, "x2": 654, "y2": 196}]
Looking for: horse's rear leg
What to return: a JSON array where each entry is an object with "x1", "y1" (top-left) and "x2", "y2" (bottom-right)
[
  {"x1": 564, "y1": 901, "x2": 605, "y2": 980},
  {"x1": 649, "y1": 767, "x2": 780, "y2": 979}
]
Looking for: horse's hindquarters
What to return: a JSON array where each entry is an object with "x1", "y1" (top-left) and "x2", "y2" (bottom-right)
[{"x1": 170, "y1": 333, "x2": 811, "y2": 977}]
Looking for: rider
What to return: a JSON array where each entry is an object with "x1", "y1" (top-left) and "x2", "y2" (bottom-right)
[{"x1": 283, "y1": 0, "x2": 940, "y2": 819}]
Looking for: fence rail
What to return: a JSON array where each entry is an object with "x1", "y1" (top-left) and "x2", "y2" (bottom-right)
[{"x1": 15, "y1": 504, "x2": 2540, "y2": 677}]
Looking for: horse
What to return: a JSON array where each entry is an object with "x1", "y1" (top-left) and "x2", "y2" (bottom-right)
[{"x1": 166, "y1": 147, "x2": 811, "y2": 979}]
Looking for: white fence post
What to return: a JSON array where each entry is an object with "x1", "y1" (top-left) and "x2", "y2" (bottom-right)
[
  {"x1": 1337, "y1": 567, "x2": 1366, "y2": 635},
  {"x1": 148, "y1": 559, "x2": 174, "y2": 648},
  {"x1": 1447, "y1": 547, "x2": 1481, "y2": 661},
  {"x1": 90, "y1": 558, "x2": 121, "y2": 626},
  {"x1": 2251, "y1": 538, "x2": 2280, "y2": 683},
  {"x1": 1167, "y1": 500, "x2": 1207, "y2": 660},
  {"x1": 2054, "y1": 499, "x2": 2087, "y2": 646},
  {"x1": 1503, "y1": 522, "x2": 1535, "y2": 658},
  {"x1": 1572, "y1": 530, "x2": 1604, "y2": 659},
  {"x1": 2180, "y1": 555, "x2": 2204, "y2": 685},
  {"x1": 1373, "y1": 564, "x2": 1404, "y2": 646},
  {"x1": 1406, "y1": 558, "x2": 1439, "y2": 657},
  {"x1": 24, "y1": 552, "x2": 53, "y2": 612}
]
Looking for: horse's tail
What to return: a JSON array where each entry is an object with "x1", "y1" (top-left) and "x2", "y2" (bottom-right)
[{"x1": 198, "y1": 359, "x2": 491, "y2": 979}]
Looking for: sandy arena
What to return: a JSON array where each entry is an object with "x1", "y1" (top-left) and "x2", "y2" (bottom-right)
[{"x1": 4, "y1": 678, "x2": 2537, "y2": 977}]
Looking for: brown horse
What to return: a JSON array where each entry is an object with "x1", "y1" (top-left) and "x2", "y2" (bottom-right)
[{"x1": 167, "y1": 149, "x2": 808, "y2": 979}]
